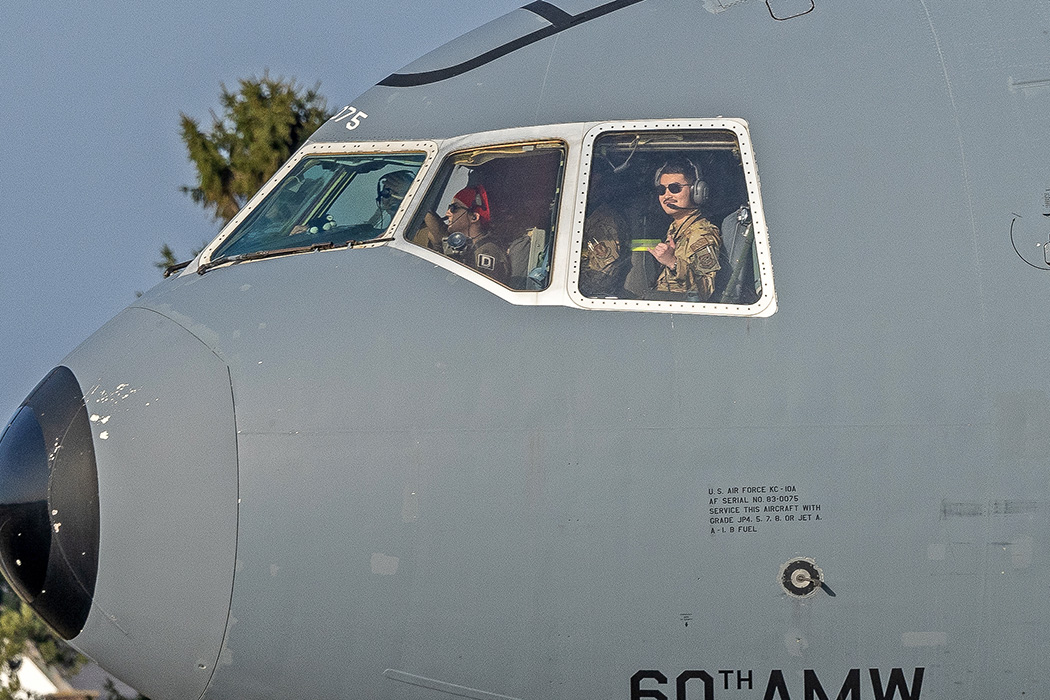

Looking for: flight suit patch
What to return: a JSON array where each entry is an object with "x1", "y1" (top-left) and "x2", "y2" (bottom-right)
[
  {"x1": 693, "y1": 245, "x2": 721, "y2": 274},
  {"x1": 477, "y1": 253, "x2": 496, "y2": 271}
]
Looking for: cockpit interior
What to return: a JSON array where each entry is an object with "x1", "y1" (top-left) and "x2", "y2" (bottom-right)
[{"x1": 195, "y1": 119, "x2": 776, "y2": 317}]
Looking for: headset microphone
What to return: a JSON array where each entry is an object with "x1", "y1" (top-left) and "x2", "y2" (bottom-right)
[{"x1": 447, "y1": 207, "x2": 469, "y2": 228}]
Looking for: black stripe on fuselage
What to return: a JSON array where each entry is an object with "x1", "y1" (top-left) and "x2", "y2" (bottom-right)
[
  {"x1": 378, "y1": 0, "x2": 646, "y2": 88},
  {"x1": 523, "y1": 1, "x2": 575, "y2": 28}
]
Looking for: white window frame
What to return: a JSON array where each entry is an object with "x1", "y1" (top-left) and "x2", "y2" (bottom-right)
[
  {"x1": 386, "y1": 125, "x2": 587, "y2": 307},
  {"x1": 566, "y1": 119, "x2": 777, "y2": 317},
  {"x1": 186, "y1": 140, "x2": 440, "y2": 275},
  {"x1": 183, "y1": 123, "x2": 776, "y2": 320}
]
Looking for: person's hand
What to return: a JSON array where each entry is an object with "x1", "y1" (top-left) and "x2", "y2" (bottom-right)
[
  {"x1": 648, "y1": 237, "x2": 677, "y2": 268},
  {"x1": 424, "y1": 210, "x2": 447, "y2": 235}
]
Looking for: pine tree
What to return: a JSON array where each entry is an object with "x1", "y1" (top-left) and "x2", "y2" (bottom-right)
[
  {"x1": 180, "y1": 73, "x2": 333, "y2": 224},
  {"x1": 158, "y1": 74, "x2": 333, "y2": 273}
]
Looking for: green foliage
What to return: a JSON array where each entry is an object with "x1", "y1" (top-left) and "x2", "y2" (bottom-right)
[
  {"x1": 180, "y1": 72, "x2": 333, "y2": 225},
  {"x1": 0, "y1": 602, "x2": 81, "y2": 671},
  {"x1": 154, "y1": 244, "x2": 178, "y2": 271},
  {"x1": 0, "y1": 593, "x2": 87, "y2": 698},
  {"x1": 150, "y1": 243, "x2": 208, "y2": 281},
  {"x1": 0, "y1": 672, "x2": 29, "y2": 700},
  {"x1": 159, "y1": 73, "x2": 332, "y2": 276}
]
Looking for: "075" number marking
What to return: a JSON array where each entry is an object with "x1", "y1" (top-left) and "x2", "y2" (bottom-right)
[{"x1": 331, "y1": 105, "x2": 369, "y2": 130}]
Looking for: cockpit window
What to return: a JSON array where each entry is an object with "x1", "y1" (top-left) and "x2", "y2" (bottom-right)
[
  {"x1": 405, "y1": 141, "x2": 566, "y2": 290},
  {"x1": 573, "y1": 124, "x2": 773, "y2": 313},
  {"x1": 210, "y1": 152, "x2": 427, "y2": 260}
]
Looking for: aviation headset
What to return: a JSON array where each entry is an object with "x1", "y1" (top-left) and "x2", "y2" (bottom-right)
[
  {"x1": 451, "y1": 184, "x2": 491, "y2": 225},
  {"x1": 376, "y1": 170, "x2": 415, "y2": 205},
  {"x1": 443, "y1": 185, "x2": 491, "y2": 252},
  {"x1": 653, "y1": 159, "x2": 709, "y2": 208}
]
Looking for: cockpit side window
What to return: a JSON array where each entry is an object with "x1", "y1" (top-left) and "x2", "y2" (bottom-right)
[
  {"x1": 405, "y1": 141, "x2": 566, "y2": 290},
  {"x1": 573, "y1": 125, "x2": 773, "y2": 314},
  {"x1": 210, "y1": 152, "x2": 427, "y2": 260}
]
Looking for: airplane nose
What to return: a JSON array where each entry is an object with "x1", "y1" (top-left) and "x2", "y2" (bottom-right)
[
  {"x1": 0, "y1": 366, "x2": 100, "y2": 640},
  {"x1": 0, "y1": 306, "x2": 239, "y2": 700}
]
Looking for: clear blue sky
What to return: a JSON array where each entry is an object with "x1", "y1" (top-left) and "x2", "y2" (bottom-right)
[{"x1": 0, "y1": 1, "x2": 524, "y2": 418}]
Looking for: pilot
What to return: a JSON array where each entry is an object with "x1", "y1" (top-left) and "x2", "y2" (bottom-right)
[
  {"x1": 648, "y1": 159, "x2": 721, "y2": 301},
  {"x1": 440, "y1": 185, "x2": 509, "y2": 284},
  {"x1": 368, "y1": 170, "x2": 414, "y2": 230}
]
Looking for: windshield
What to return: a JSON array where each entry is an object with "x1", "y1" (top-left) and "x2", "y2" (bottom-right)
[{"x1": 211, "y1": 152, "x2": 427, "y2": 260}]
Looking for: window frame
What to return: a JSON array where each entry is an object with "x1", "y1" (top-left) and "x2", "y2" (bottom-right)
[
  {"x1": 400, "y1": 138, "x2": 570, "y2": 292},
  {"x1": 566, "y1": 119, "x2": 777, "y2": 317},
  {"x1": 386, "y1": 126, "x2": 585, "y2": 307},
  {"x1": 184, "y1": 123, "x2": 775, "y2": 319},
  {"x1": 190, "y1": 140, "x2": 439, "y2": 273}
]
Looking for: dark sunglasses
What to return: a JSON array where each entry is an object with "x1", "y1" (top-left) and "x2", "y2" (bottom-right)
[
  {"x1": 655, "y1": 182, "x2": 690, "y2": 195},
  {"x1": 448, "y1": 202, "x2": 469, "y2": 213}
]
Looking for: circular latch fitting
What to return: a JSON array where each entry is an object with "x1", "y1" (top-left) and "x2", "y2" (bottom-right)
[{"x1": 778, "y1": 557, "x2": 823, "y2": 598}]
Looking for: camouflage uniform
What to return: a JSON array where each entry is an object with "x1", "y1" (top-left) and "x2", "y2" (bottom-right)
[
  {"x1": 579, "y1": 204, "x2": 629, "y2": 297},
  {"x1": 443, "y1": 232, "x2": 510, "y2": 285},
  {"x1": 653, "y1": 211, "x2": 722, "y2": 301}
]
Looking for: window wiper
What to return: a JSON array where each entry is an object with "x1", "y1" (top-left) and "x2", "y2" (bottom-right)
[
  {"x1": 197, "y1": 242, "x2": 336, "y2": 275},
  {"x1": 195, "y1": 236, "x2": 394, "y2": 275},
  {"x1": 163, "y1": 259, "x2": 194, "y2": 278}
]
